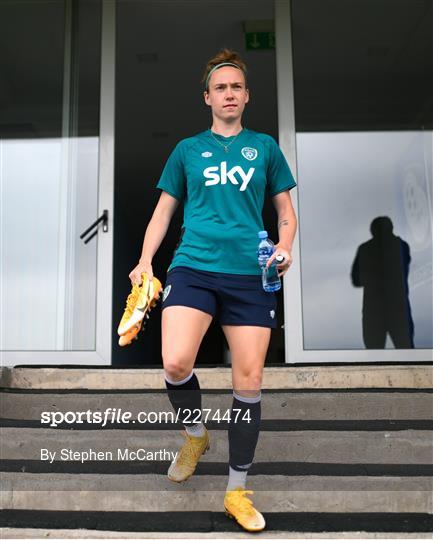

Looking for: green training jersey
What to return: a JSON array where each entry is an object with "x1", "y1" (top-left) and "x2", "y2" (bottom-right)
[{"x1": 156, "y1": 128, "x2": 296, "y2": 275}]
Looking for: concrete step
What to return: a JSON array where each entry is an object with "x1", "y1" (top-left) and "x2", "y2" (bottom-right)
[
  {"x1": 2, "y1": 390, "x2": 432, "y2": 421},
  {"x1": 2, "y1": 427, "x2": 432, "y2": 464},
  {"x1": 1, "y1": 473, "x2": 432, "y2": 513},
  {"x1": 1, "y1": 383, "x2": 431, "y2": 535},
  {"x1": 3, "y1": 530, "x2": 433, "y2": 539},
  {"x1": 1, "y1": 365, "x2": 432, "y2": 389},
  {"x1": 2, "y1": 514, "x2": 433, "y2": 537}
]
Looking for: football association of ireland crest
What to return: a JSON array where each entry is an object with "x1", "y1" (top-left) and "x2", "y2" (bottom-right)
[{"x1": 241, "y1": 147, "x2": 258, "y2": 161}]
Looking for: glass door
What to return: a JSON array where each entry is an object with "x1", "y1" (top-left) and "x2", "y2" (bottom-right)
[
  {"x1": 275, "y1": 0, "x2": 432, "y2": 363},
  {"x1": 0, "y1": 0, "x2": 115, "y2": 365}
]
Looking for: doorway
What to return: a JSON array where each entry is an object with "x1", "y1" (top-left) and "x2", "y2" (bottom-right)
[{"x1": 113, "y1": 0, "x2": 285, "y2": 366}]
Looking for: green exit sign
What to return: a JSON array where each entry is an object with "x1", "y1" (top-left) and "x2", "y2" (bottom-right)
[{"x1": 245, "y1": 31, "x2": 275, "y2": 50}]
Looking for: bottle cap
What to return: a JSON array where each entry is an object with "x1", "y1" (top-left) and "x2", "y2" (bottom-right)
[{"x1": 258, "y1": 230, "x2": 268, "y2": 239}]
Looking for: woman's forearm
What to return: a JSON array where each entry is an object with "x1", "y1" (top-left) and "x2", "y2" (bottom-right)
[
  {"x1": 277, "y1": 213, "x2": 297, "y2": 252},
  {"x1": 137, "y1": 191, "x2": 180, "y2": 267},
  {"x1": 139, "y1": 212, "x2": 171, "y2": 264},
  {"x1": 271, "y1": 191, "x2": 297, "y2": 253}
]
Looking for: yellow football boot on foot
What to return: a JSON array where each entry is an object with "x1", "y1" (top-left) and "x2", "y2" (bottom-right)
[
  {"x1": 167, "y1": 428, "x2": 210, "y2": 483},
  {"x1": 224, "y1": 487, "x2": 266, "y2": 532},
  {"x1": 117, "y1": 274, "x2": 162, "y2": 336}
]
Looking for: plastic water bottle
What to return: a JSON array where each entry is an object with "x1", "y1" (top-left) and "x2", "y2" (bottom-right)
[{"x1": 257, "y1": 231, "x2": 281, "y2": 292}]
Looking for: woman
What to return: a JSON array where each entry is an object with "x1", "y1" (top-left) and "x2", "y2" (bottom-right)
[{"x1": 128, "y1": 48, "x2": 297, "y2": 532}]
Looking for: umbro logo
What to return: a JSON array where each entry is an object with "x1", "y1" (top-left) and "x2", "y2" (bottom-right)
[{"x1": 201, "y1": 151, "x2": 213, "y2": 158}]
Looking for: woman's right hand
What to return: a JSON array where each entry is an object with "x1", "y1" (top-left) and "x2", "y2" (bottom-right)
[{"x1": 129, "y1": 259, "x2": 153, "y2": 285}]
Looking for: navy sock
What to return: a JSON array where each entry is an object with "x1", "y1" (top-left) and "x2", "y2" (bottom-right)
[
  {"x1": 165, "y1": 371, "x2": 202, "y2": 426},
  {"x1": 228, "y1": 392, "x2": 261, "y2": 471}
]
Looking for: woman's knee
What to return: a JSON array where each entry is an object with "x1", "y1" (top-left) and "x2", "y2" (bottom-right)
[
  {"x1": 162, "y1": 354, "x2": 193, "y2": 382},
  {"x1": 235, "y1": 369, "x2": 263, "y2": 393}
]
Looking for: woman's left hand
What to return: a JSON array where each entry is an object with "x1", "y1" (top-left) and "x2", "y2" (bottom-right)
[{"x1": 266, "y1": 244, "x2": 293, "y2": 278}]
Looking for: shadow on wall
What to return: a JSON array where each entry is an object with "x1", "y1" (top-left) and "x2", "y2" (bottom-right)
[{"x1": 351, "y1": 216, "x2": 415, "y2": 349}]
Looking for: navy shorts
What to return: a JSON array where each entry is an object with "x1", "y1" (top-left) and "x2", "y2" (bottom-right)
[{"x1": 161, "y1": 266, "x2": 278, "y2": 328}]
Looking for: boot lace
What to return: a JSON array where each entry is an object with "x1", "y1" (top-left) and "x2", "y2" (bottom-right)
[
  {"x1": 229, "y1": 489, "x2": 256, "y2": 516},
  {"x1": 176, "y1": 432, "x2": 204, "y2": 466},
  {"x1": 123, "y1": 284, "x2": 140, "y2": 315}
]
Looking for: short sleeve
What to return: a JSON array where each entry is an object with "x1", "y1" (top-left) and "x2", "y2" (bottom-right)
[
  {"x1": 156, "y1": 142, "x2": 186, "y2": 201},
  {"x1": 266, "y1": 136, "x2": 297, "y2": 197}
]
